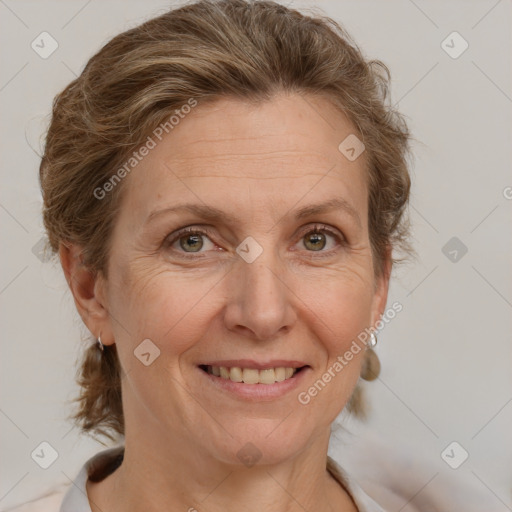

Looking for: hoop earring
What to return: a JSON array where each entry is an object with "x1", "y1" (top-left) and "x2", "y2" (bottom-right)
[{"x1": 97, "y1": 335, "x2": 104, "y2": 352}]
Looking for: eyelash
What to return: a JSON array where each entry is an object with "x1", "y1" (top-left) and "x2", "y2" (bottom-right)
[{"x1": 163, "y1": 224, "x2": 346, "y2": 259}]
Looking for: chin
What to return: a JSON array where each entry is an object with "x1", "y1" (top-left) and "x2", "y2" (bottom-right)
[{"x1": 200, "y1": 416, "x2": 320, "y2": 468}]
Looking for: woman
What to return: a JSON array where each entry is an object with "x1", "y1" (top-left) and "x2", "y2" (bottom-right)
[{"x1": 22, "y1": 0, "x2": 413, "y2": 510}]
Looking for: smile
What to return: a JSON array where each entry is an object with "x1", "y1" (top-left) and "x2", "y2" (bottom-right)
[
  {"x1": 196, "y1": 357, "x2": 312, "y2": 400},
  {"x1": 200, "y1": 365, "x2": 304, "y2": 384}
]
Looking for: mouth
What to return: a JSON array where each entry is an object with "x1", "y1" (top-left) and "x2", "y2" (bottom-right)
[{"x1": 198, "y1": 364, "x2": 309, "y2": 385}]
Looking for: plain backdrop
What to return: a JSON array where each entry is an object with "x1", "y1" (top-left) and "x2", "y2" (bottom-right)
[{"x1": 1, "y1": 0, "x2": 511, "y2": 510}]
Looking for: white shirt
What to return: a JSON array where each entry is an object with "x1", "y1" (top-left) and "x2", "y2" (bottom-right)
[{"x1": 9, "y1": 446, "x2": 386, "y2": 512}]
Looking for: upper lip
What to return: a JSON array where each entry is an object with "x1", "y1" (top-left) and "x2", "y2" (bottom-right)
[{"x1": 198, "y1": 360, "x2": 310, "y2": 370}]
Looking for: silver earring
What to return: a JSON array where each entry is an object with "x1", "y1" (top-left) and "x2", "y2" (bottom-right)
[
  {"x1": 97, "y1": 335, "x2": 104, "y2": 352},
  {"x1": 369, "y1": 331, "x2": 378, "y2": 348}
]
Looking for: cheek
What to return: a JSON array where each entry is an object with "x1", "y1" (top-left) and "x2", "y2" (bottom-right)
[
  {"x1": 325, "y1": 282, "x2": 372, "y2": 335},
  {"x1": 296, "y1": 264, "x2": 375, "y2": 347},
  {"x1": 107, "y1": 263, "x2": 218, "y2": 413},
  {"x1": 319, "y1": 298, "x2": 372, "y2": 380},
  {"x1": 110, "y1": 258, "x2": 219, "y2": 356},
  {"x1": 293, "y1": 278, "x2": 372, "y2": 426}
]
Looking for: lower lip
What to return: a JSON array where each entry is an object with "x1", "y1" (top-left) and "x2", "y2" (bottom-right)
[{"x1": 197, "y1": 366, "x2": 311, "y2": 401}]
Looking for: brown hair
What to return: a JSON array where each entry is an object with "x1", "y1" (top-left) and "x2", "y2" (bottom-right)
[{"x1": 39, "y1": 0, "x2": 413, "y2": 443}]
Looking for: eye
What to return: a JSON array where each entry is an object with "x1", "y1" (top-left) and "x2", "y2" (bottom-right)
[
  {"x1": 164, "y1": 226, "x2": 217, "y2": 256},
  {"x1": 296, "y1": 224, "x2": 345, "y2": 256},
  {"x1": 164, "y1": 224, "x2": 345, "y2": 259}
]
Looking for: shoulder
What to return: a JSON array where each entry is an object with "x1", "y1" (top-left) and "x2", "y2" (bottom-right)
[
  {"x1": 327, "y1": 456, "x2": 387, "y2": 512},
  {"x1": 4, "y1": 484, "x2": 70, "y2": 512}
]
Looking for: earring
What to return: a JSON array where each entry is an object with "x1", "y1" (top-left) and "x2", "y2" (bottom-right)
[
  {"x1": 97, "y1": 335, "x2": 104, "y2": 352},
  {"x1": 369, "y1": 330, "x2": 378, "y2": 348},
  {"x1": 360, "y1": 347, "x2": 380, "y2": 381},
  {"x1": 361, "y1": 330, "x2": 380, "y2": 381}
]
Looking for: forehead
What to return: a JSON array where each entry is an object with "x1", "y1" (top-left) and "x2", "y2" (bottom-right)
[
  {"x1": 159, "y1": 93, "x2": 361, "y2": 168},
  {"x1": 118, "y1": 92, "x2": 368, "y2": 223}
]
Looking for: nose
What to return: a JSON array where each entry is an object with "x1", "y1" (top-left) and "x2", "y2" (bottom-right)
[{"x1": 223, "y1": 245, "x2": 297, "y2": 341}]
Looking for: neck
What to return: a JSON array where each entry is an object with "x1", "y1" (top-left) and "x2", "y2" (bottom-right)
[
  {"x1": 86, "y1": 435, "x2": 358, "y2": 512},
  {"x1": 86, "y1": 397, "x2": 358, "y2": 512}
]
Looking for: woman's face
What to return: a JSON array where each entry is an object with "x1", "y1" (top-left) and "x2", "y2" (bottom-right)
[{"x1": 96, "y1": 92, "x2": 389, "y2": 465}]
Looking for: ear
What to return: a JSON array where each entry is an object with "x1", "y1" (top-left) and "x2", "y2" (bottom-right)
[
  {"x1": 370, "y1": 244, "x2": 392, "y2": 329},
  {"x1": 59, "y1": 242, "x2": 114, "y2": 346}
]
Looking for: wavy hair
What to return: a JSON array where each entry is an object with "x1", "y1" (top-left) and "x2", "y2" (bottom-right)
[{"x1": 39, "y1": 0, "x2": 413, "y2": 442}]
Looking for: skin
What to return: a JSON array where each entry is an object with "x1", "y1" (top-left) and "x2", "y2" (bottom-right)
[{"x1": 60, "y1": 91, "x2": 391, "y2": 512}]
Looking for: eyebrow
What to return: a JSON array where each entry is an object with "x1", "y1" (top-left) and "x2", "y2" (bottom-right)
[{"x1": 146, "y1": 197, "x2": 361, "y2": 228}]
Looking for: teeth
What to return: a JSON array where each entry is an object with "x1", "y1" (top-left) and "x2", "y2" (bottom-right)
[
  {"x1": 206, "y1": 365, "x2": 300, "y2": 384},
  {"x1": 242, "y1": 368, "x2": 260, "y2": 384},
  {"x1": 259, "y1": 368, "x2": 276, "y2": 384},
  {"x1": 274, "y1": 367, "x2": 286, "y2": 382},
  {"x1": 230, "y1": 367, "x2": 243, "y2": 382}
]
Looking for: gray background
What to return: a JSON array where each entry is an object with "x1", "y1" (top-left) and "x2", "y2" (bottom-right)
[{"x1": 1, "y1": 0, "x2": 511, "y2": 510}]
